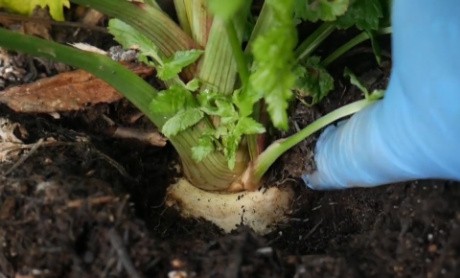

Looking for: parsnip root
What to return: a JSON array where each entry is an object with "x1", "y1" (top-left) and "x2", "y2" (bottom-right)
[{"x1": 165, "y1": 178, "x2": 293, "y2": 235}]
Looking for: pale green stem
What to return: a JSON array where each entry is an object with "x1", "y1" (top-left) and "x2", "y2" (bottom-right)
[
  {"x1": 224, "y1": 20, "x2": 257, "y2": 161},
  {"x1": 295, "y1": 22, "x2": 335, "y2": 61},
  {"x1": 173, "y1": 0, "x2": 193, "y2": 36},
  {"x1": 225, "y1": 21, "x2": 249, "y2": 87},
  {"x1": 252, "y1": 98, "x2": 380, "y2": 182},
  {"x1": 198, "y1": 18, "x2": 237, "y2": 93},
  {"x1": 322, "y1": 27, "x2": 392, "y2": 67}
]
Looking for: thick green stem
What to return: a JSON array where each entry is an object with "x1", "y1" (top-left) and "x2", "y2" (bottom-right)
[
  {"x1": 172, "y1": 125, "x2": 248, "y2": 191},
  {"x1": 295, "y1": 22, "x2": 335, "y2": 61},
  {"x1": 173, "y1": 0, "x2": 193, "y2": 37},
  {"x1": 198, "y1": 18, "x2": 236, "y2": 93},
  {"x1": 70, "y1": 0, "x2": 197, "y2": 79},
  {"x1": 251, "y1": 98, "x2": 379, "y2": 183},
  {"x1": 225, "y1": 21, "x2": 249, "y2": 88},
  {"x1": 322, "y1": 27, "x2": 392, "y2": 67},
  {"x1": 0, "y1": 27, "x2": 244, "y2": 191}
]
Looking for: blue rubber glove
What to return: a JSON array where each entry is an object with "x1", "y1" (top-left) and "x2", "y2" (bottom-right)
[{"x1": 303, "y1": 0, "x2": 460, "y2": 189}]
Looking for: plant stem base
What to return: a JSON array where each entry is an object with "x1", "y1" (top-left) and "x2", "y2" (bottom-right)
[{"x1": 165, "y1": 178, "x2": 293, "y2": 235}]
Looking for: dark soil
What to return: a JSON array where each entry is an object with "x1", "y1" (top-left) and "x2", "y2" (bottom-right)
[{"x1": 1, "y1": 19, "x2": 459, "y2": 278}]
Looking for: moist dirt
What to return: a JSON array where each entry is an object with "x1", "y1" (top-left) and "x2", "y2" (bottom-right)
[{"x1": 0, "y1": 32, "x2": 459, "y2": 278}]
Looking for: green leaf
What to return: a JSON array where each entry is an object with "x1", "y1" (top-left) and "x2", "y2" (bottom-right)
[
  {"x1": 335, "y1": 0, "x2": 384, "y2": 31},
  {"x1": 235, "y1": 117, "x2": 266, "y2": 135},
  {"x1": 192, "y1": 135, "x2": 215, "y2": 161},
  {"x1": 0, "y1": 0, "x2": 70, "y2": 21},
  {"x1": 185, "y1": 79, "x2": 201, "y2": 91},
  {"x1": 108, "y1": 19, "x2": 164, "y2": 66},
  {"x1": 149, "y1": 86, "x2": 195, "y2": 117},
  {"x1": 104, "y1": 29, "x2": 203, "y2": 82},
  {"x1": 162, "y1": 108, "x2": 204, "y2": 137},
  {"x1": 343, "y1": 67, "x2": 369, "y2": 98},
  {"x1": 196, "y1": 90, "x2": 265, "y2": 169},
  {"x1": 207, "y1": 0, "x2": 246, "y2": 21},
  {"x1": 295, "y1": 56, "x2": 334, "y2": 105},
  {"x1": 294, "y1": 0, "x2": 349, "y2": 22},
  {"x1": 232, "y1": 88, "x2": 263, "y2": 118},
  {"x1": 157, "y1": 49, "x2": 204, "y2": 80},
  {"x1": 222, "y1": 117, "x2": 265, "y2": 169},
  {"x1": 198, "y1": 91, "x2": 237, "y2": 120},
  {"x1": 249, "y1": 0, "x2": 297, "y2": 130}
]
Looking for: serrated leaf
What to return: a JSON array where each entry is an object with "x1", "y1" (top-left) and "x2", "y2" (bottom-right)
[
  {"x1": 235, "y1": 117, "x2": 266, "y2": 135},
  {"x1": 149, "y1": 86, "x2": 195, "y2": 117},
  {"x1": 232, "y1": 87, "x2": 263, "y2": 118},
  {"x1": 185, "y1": 79, "x2": 200, "y2": 91},
  {"x1": 207, "y1": 0, "x2": 245, "y2": 21},
  {"x1": 162, "y1": 108, "x2": 204, "y2": 137},
  {"x1": 249, "y1": 0, "x2": 297, "y2": 130},
  {"x1": 295, "y1": 56, "x2": 334, "y2": 105},
  {"x1": 225, "y1": 116, "x2": 265, "y2": 169},
  {"x1": 108, "y1": 19, "x2": 163, "y2": 66},
  {"x1": 198, "y1": 91, "x2": 237, "y2": 120},
  {"x1": 192, "y1": 135, "x2": 215, "y2": 161},
  {"x1": 294, "y1": 0, "x2": 349, "y2": 22},
  {"x1": 335, "y1": 0, "x2": 384, "y2": 31},
  {"x1": 196, "y1": 89, "x2": 265, "y2": 169},
  {"x1": 157, "y1": 49, "x2": 203, "y2": 80},
  {"x1": 0, "y1": 0, "x2": 70, "y2": 21}
]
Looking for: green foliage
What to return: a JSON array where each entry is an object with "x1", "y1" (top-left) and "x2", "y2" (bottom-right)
[
  {"x1": 0, "y1": 0, "x2": 70, "y2": 21},
  {"x1": 0, "y1": 0, "x2": 391, "y2": 190},
  {"x1": 192, "y1": 135, "x2": 215, "y2": 162},
  {"x1": 294, "y1": 0, "x2": 349, "y2": 22},
  {"x1": 108, "y1": 19, "x2": 164, "y2": 66},
  {"x1": 158, "y1": 50, "x2": 203, "y2": 81},
  {"x1": 207, "y1": 0, "x2": 246, "y2": 21},
  {"x1": 162, "y1": 108, "x2": 204, "y2": 137},
  {"x1": 149, "y1": 85, "x2": 196, "y2": 118},
  {"x1": 249, "y1": 0, "x2": 297, "y2": 131},
  {"x1": 108, "y1": 0, "x2": 390, "y2": 167},
  {"x1": 295, "y1": 56, "x2": 334, "y2": 105},
  {"x1": 335, "y1": 0, "x2": 385, "y2": 31},
  {"x1": 343, "y1": 67, "x2": 369, "y2": 98},
  {"x1": 193, "y1": 92, "x2": 265, "y2": 169},
  {"x1": 344, "y1": 67, "x2": 385, "y2": 101},
  {"x1": 109, "y1": 18, "x2": 203, "y2": 82}
]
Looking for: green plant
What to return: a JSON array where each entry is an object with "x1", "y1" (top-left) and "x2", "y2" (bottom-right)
[
  {"x1": 0, "y1": 0, "x2": 390, "y2": 233},
  {"x1": 0, "y1": 0, "x2": 70, "y2": 21}
]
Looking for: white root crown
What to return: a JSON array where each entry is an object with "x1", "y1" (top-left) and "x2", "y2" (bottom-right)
[{"x1": 165, "y1": 178, "x2": 293, "y2": 235}]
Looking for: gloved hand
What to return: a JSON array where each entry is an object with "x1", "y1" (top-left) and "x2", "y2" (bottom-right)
[{"x1": 303, "y1": 0, "x2": 460, "y2": 189}]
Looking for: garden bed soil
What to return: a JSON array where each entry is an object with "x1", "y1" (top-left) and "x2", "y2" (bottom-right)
[{"x1": 0, "y1": 26, "x2": 459, "y2": 278}]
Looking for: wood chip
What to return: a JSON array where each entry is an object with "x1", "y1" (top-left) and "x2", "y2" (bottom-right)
[
  {"x1": 67, "y1": 196, "x2": 117, "y2": 208},
  {"x1": 0, "y1": 63, "x2": 154, "y2": 113}
]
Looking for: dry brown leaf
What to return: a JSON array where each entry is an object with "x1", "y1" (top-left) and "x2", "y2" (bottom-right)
[{"x1": 0, "y1": 63, "x2": 154, "y2": 113}]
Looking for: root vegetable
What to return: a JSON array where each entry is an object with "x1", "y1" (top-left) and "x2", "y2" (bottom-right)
[{"x1": 166, "y1": 178, "x2": 293, "y2": 235}]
